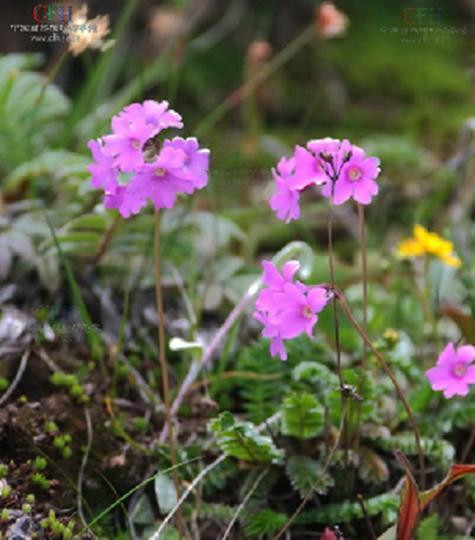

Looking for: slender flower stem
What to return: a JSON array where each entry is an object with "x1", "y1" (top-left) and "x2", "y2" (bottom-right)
[
  {"x1": 334, "y1": 289, "x2": 426, "y2": 489},
  {"x1": 422, "y1": 257, "x2": 440, "y2": 348},
  {"x1": 353, "y1": 203, "x2": 368, "y2": 453},
  {"x1": 327, "y1": 204, "x2": 344, "y2": 389},
  {"x1": 91, "y1": 213, "x2": 122, "y2": 265},
  {"x1": 358, "y1": 204, "x2": 368, "y2": 371},
  {"x1": 195, "y1": 25, "x2": 315, "y2": 137},
  {"x1": 154, "y1": 210, "x2": 184, "y2": 536}
]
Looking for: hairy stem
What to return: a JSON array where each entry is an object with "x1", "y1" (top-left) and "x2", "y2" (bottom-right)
[
  {"x1": 335, "y1": 289, "x2": 426, "y2": 489},
  {"x1": 154, "y1": 210, "x2": 184, "y2": 535}
]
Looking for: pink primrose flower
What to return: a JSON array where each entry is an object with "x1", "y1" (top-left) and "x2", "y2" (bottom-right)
[
  {"x1": 426, "y1": 342, "x2": 475, "y2": 398},
  {"x1": 253, "y1": 260, "x2": 330, "y2": 360},
  {"x1": 269, "y1": 138, "x2": 381, "y2": 221},
  {"x1": 88, "y1": 101, "x2": 209, "y2": 217}
]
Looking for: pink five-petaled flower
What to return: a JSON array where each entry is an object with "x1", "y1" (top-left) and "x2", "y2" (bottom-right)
[
  {"x1": 102, "y1": 115, "x2": 156, "y2": 173},
  {"x1": 87, "y1": 139, "x2": 119, "y2": 191},
  {"x1": 88, "y1": 100, "x2": 210, "y2": 217},
  {"x1": 253, "y1": 260, "x2": 330, "y2": 361},
  {"x1": 271, "y1": 283, "x2": 328, "y2": 340},
  {"x1": 106, "y1": 137, "x2": 209, "y2": 218},
  {"x1": 324, "y1": 143, "x2": 380, "y2": 205},
  {"x1": 120, "y1": 100, "x2": 183, "y2": 133},
  {"x1": 426, "y1": 342, "x2": 475, "y2": 399},
  {"x1": 269, "y1": 138, "x2": 381, "y2": 222},
  {"x1": 269, "y1": 156, "x2": 301, "y2": 223}
]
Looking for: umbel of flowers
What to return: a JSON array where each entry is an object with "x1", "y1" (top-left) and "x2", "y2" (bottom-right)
[
  {"x1": 255, "y1": 137, "x2": 380, "y2": 359},
  {"x1": 88, "y1": 100, "x2": 210, "y2": 217},
  {"x1": 253, "y1": 260, "x2": 331, "y2": 361},
  {"x1": 269, "y1": 138, "x2": 381, "y2": 222}
]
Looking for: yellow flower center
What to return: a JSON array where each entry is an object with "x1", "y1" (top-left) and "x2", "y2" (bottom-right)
[
  {"x1": 453, "y1": 363, "x2": 467, "y2": 378},
  {"x1": 301, "y1": 306, "x2": 313, "y2": 319},
  {"x1": 348, "y1": 166, "x2": 361, "y2": 181},
  {"x1": 154, "y1": 167, "x2": 166, "y2": 177},
  {"x1": 130, "y1": 139, "x2": 141, "y2": 150}
]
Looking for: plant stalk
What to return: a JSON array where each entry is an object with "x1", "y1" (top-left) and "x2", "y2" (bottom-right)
[
  {"x1": 154, "y1": 210, "x2": 185, "y2": 536},
  {"x1": 335, "y1": 289, "x2": 426, "y2": 489}
]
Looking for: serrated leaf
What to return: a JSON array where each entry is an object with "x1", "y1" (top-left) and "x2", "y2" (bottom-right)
[
  {"x1": 209, "y1": 412, "x2": 283, "y2": 464},
  {"x1": 281, "y1": 392, "x2": 324, "y2": 439},
  {"x1": 286, "y1": 455, "x2": 334, "y2": 498},
  {"x1": 244, "y1": 509, "x2": 288, "y2": 537}
]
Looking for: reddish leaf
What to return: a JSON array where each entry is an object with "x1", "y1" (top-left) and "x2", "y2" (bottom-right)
[
  {"x1": 396, "y1": 475, "x2": 421, "y2": 540},
  {"x1": 419, "y1": 464, "x2": 475, "y2": 510},
  {"x1": 397, "y1": 464, "x2": 475, "y2": 540}
]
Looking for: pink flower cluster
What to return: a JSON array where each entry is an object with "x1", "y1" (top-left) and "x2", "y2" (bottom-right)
[
  {"x1": 88, "y1": 100, "x2": 210, "y2": 217},
  {"x1": 426, "y1": 342, "x2": 475, "y2": 399},
  {"x1": 270, "y1": 138, "x2": 380, "y2": 222},
  {"x1": 253, "y1": 260, "x2": 330, "y2": 360}
]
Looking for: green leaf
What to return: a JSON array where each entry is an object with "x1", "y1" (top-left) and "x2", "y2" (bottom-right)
[
  {"x1": 297, "y1": 493, "x2": 399, "y2": 525},
  {"x1": 5, "y1": 150, "x2": 89, "y2": 191},
  {"x1": 244, "y1": 509, "x2": 288, "y2": 537},
  {"x1": 416, "y1": 514, "x2": 440, "y2": 540},
  {"x1": 209, "y1": 412, "x2": 283, "y2": 464},
  {"x1": 285, "y1": 455, "x2": 334, "y2": 498},
  {"x1": 281, "y1": 393, "x2": 324, "y2": 439},
  {"x1": 272, "y1": 241, "x2": 314, "y2": 280},
  {"x1": 375, "y1": 433, "x2": 454, "y2": 470},
  {"x1": 0, "y1": 54, "x2": 69, "y2": 173},
  {"x1": 236, "y1": 340, "x2": 287, "y2": 423},
  {"x1": 154, "y1": 474, "x2": 178, "y2": 515}
]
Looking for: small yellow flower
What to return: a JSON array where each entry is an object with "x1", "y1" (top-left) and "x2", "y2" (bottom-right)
[
  {"x1": 396, "y1": 224, "x2": 461, "y2": 268},
  {"x1": 66, "y1": 4, "x2": 114, "y2": 57}
]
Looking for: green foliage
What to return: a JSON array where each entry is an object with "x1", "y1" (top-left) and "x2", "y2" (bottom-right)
[
  {"x1": 292, "y1": 361, "x2": 338, "y2": 393},
  {"x1": 286, "y1": 455, "x2": 334, "y2": 498},
  {"x1": 416, "y1": 514, "x2": 447, "y2": 540},
  {"x1": 32, "y1": 457, "x2": 47, "y2": 471},
  {"x1": 31, "y1": 472, "x2": 50, "y2": 490},
  {"x1": 236, "y1": 340, "x2": 287, "y2": 423},
  {"x1": 281, "y1": 392, "x2": 324, "y2": 439},
  {"x1": 0, "y1": 54, "x2": 69, "y2": 174},
  {"x1": 155, "y1": 474, "x2": 178, "y2": 514},
  {"x1": 209, "y1": 412, "x2": 283, "y2": 464},
  {"x1": 244, "y1": 509, "x2": 288, "y2": 537},
  {"x1": 327, "y1": 368, "x2": 381, "y2": 424},
  {"x1": 186, "y1": 502, "x2": 236, "y2": 521},
  {"x1": 297, "y1": 493, "x2": 399, "y2": 525},
  {"x1": 375, "y1": 433, "x2": 455, "y2": 469}
]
